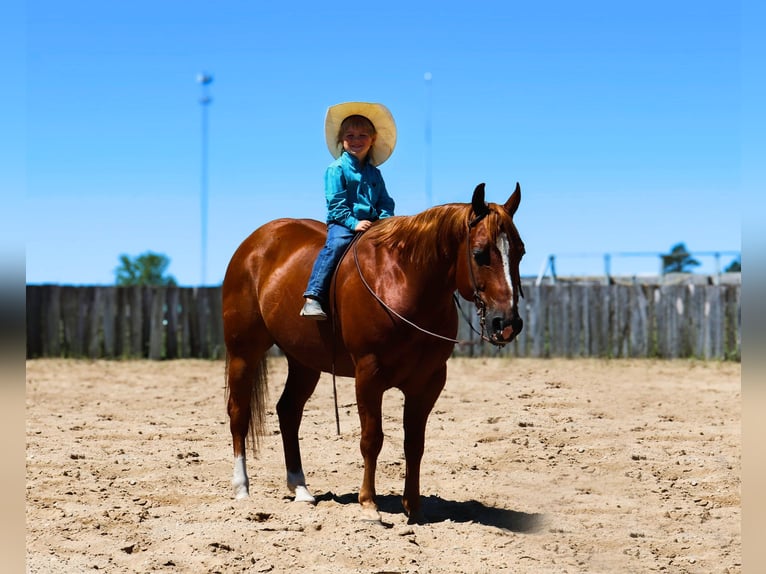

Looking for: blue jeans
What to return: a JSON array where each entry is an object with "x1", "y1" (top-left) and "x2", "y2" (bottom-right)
[{"x1": 303, "y1": 223, "x2": 356, "y2": 304}]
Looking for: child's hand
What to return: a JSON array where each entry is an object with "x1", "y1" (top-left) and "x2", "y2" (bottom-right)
[{"x1": 355, "y1": 220, "x2": 372, "y2": 232}]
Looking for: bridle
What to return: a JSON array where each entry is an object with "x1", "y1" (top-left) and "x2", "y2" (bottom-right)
[
  {"x1": 350, "y1": 208, "x2": 514, "y2": 347},
  {"x1": 465, "y1": 209, "x2": 491, "y2": 342}
]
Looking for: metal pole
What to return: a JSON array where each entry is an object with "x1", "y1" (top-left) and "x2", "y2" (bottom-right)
[{"x1": 197, "y1": 72, "x2": 213, "y2": 286}]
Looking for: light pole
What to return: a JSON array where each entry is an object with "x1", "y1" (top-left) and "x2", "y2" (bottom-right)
[
  {"x1": 197, "y1": 72, "x2": 213, "y2": 286},
  {"x1": 424, "y1": 72, "x2": 433, "y2": 208}
]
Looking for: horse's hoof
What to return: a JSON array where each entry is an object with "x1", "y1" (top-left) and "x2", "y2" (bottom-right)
[
  {"x1": 293, "y1": 485, "x2": 316, "y2": 504},
  {"x1": 233, "y1": 486, "x2": 249, "y2": 500},
  {"x1": 359, "y1": 506, "x2": 383, "y2": 524}
]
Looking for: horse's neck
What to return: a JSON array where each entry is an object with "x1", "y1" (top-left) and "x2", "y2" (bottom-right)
[
  {"x1": 396, "y1": 219, "x2": 466, "y2": 296},
  {"x1": 362, "y1": 205, "x2": 469, "y2": 297}
]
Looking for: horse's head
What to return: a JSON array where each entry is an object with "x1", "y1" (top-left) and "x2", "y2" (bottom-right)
[{"x1": 456, "y1": 182, "x2": 525, "y2": 346}]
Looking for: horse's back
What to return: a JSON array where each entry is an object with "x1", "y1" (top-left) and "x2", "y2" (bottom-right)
[
  {"x1": 223, "y1": 218, "x2": 325, "y2": 327},
  {"x1": 227, "y1": 218, "x2": 324, "y2": 264},
  {"x1": 224, "y1": 218, "x2": 325, "y2": 285}
]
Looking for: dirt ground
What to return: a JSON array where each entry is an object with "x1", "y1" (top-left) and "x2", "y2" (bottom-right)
[{"x1": 26, "y1": 357, "x2": 740, "y2": 573}]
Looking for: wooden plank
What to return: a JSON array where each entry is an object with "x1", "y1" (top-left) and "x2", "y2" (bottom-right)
[
  {"x1": 114, "y1": 288, "x2": 126, "y2": 358},
  {"x1": 599, "y1": 284, "x2": 612, "y2": 357},
  {"x1": 670, "y1": 285, "x2": 683, "y2": 358},
  {"x1": 165, "y1": 286, "x2": 180, "y2": 359},
  {"x1": 85, "y1": 287, "x2": 103, "y2": 359},
  {"x1": 148, "y1": 287, "x2": 165, "y2": 360},
  {"x1": 564, "y1": 285, "x2": 578, "y2": 355},
  {"x1": 188, "y1": 288, "x2": 202, "y2": 358},
  {"x1": 558, "y1": 284, "x2": 570, "y2": 357},
  {"x1": 652, "y1": 286, "x2": 665, "y2": 358},
  {"x1": 579, "y1": 285, "x2": 589, "y2": 358},
  {"x1": 79, "y1": 287, "x2": 95, "y2": 357},
  {"x1": 666, "y1": 286, "x2": 680, "y2": 359},
  {"x1": 102, "y1": 287, "x2": 116, "y2": 358},
  {"x1": 530, "y1": 284, "x2": 545, "y2": 358},
  {"x1": 703, "y1": 285, "x2": 716, "y2": 359},
  {"x1": 141, "y1": 287, "x2": 154, "y2": 358},
  {"x1": 129, "y1": 286, "x2": 144, "y2": 357},
  {"x1": 629, "y1": 283, "x2": 649, "y2": 358},
  {"x1": 708, "y1": 285, "x2": 723, "y2": 359},
  {"x1": 648, "y1": 286, "x2": 660, "y2": 358},
  {"x1": 587, "y1": 284, "x2": 603, "y2": 357},
  {"x1": 180, "y1": 288, "x2": 193, "y2": 358},
  {"x1": 41, "y1": 285, "x2": 62, "y2": 357},
  {"x1": 726, "y1": 285, "x2": 741, "y2": 360},
  {"x1": 680, "y1": 285, "x2": 695, "y2": 358},
  {"x1": 59, "y1": 287, "x2": 80, "y2": 357},
  {"x1": 618, "y1": 285, "x2": 631, "y2": 357},
  {"x1": 687, "y1": 284, "x2": 705, "y2": 359},
  {"x1": 603, "y1": 285, "x2": 614, "y2": 358},
  {"x1": 569, "y1": 285, "x2": 589, "y2": 357},
  {"x1": 548, "y1": 285, "x2": 561, "y2": 357}
]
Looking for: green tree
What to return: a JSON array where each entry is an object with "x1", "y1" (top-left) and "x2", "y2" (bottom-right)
[
  {"x1": 661, "y1": 243, "x2": 701, "y2": 274},
  {"x1": 115, "y1": 251, "x2": 177, "y2": 286},
  {"x1": 725, "y1": 257, "x2": 741, "y2": 272}
]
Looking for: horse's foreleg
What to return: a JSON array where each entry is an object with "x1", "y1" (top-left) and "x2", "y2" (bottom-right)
[
  {"x1": 402, "y1": 367, "x2": 447, "y2": 523},
  {"x1": 355, "y1": 376, "x2": 385, "y2": 521},
  {"x1": 277, "y1": 358, "x2": 321, "y2": 504}
]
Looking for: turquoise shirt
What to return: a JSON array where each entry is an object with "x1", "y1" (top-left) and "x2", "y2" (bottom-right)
[{"x1": 324, "y1": 151, "x2": 395, "y2": 230}]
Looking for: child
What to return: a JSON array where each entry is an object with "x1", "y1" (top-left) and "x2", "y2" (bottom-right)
[{"x1": 301, "y1": 102, "x2": 397, "y2": 319}]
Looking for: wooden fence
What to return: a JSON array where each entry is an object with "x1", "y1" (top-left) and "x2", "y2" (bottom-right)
[
  {"x1": 26, "y1": 285, "x2": 224, "y2": 360},
  {"x1": 26, "y1": 282, "x2": 740, "y2": 361}
]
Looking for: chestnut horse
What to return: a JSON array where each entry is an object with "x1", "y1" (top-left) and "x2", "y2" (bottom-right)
[{"x1": 222, "y1": 182, "x2": 525, "y2": 523}]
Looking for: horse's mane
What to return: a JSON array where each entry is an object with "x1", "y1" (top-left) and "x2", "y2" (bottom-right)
[
  {"x1": 366, "y1": 203, "x2": 510, "y2": 268},
  {"x1": 364, "y1": 204, "x2": 466, "y2": 267},
  {"x1": 366, "y1": 202, "x2": 524, "y2": 267}
]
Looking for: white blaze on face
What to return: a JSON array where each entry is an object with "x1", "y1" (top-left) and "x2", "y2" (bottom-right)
[{"x1": 497, "y1": 232, "x2": 514, "y2": 305}]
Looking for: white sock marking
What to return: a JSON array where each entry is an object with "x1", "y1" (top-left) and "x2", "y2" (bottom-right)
[
  {"x1": 287, "y1": 470, "x2": 316, "y2": 504},
  {"x1": 232, "y1": 455, "x2": 249, "y2": 500}
]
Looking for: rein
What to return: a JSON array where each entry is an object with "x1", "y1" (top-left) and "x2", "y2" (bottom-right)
[{"x1": 350, "y1": 212, "x2": 499, "y2": 347}]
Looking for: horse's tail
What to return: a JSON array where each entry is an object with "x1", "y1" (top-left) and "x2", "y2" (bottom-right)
[{"x1": 225, "y1": 349, "x2": 269, "y2": 455}]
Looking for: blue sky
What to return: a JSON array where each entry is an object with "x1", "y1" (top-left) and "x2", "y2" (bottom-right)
[{"x1": 16, "y1": 1, "x2": 746, "y2": 285}]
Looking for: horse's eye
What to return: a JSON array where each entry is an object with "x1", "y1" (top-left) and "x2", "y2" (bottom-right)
[{"x1": 473, "y1": 248, "x2": 490, "y2": 267}]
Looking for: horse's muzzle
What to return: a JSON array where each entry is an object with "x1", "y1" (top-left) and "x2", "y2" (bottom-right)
[{"x1": 489, "y1": 313, "x2": 523, "y2": 346}]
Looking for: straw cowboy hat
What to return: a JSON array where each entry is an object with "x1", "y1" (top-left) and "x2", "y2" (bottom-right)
[{"x1": 324, "y1": 102, "x2": 397, "y2": 166}]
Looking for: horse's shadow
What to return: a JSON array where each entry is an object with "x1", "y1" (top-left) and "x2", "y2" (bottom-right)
[{"x1": 315, "y1": 491, "x2": 545, "y2": 533}]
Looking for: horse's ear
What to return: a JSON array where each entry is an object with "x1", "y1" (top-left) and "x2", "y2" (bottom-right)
[
  {"x1": 503, "y1": 182, "x2": 521, "y2": 217},
  {"x1": 471, "y1": 183, "x2": 489, "y2": 217}
]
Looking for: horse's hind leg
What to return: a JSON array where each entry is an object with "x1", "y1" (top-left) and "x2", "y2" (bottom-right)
[
  {"x1": 276, "y1": 356, "x2": 321, "y2": 503},
  {"x1": 226, "y1": 342, "x2": 271, "y2": 500}
]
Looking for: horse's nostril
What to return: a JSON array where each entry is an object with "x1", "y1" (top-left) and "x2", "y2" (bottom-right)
[{"x1": 492, "y1": 317, "x2": 504, "y2": 332}]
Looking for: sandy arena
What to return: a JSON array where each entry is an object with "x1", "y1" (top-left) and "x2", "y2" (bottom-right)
[{"x1": 26, "y1": 357, "x2": 740, "y2": 573}]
